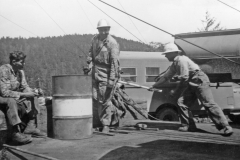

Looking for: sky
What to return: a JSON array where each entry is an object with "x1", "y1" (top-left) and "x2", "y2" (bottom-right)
[{"x1": 1, "y1": 0, "x2": 240, "y2": 44}]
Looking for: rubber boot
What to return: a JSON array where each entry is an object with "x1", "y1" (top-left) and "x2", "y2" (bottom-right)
[
  {"x1": 23, "y1": 119, "x2": 47, "y2": 138},
  {"x1": 12, "y1": 125, "x2": 32, "y2": 145},
  {"x1": 102, "y1": 126, "x2": 110, "y2": 133},
  {"x1": 223, "y1": 126, "x2": 233, "y2": 136}
]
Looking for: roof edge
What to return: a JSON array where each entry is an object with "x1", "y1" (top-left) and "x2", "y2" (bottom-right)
[{"x1": 175, "y1": 28, "x2": 240, "y2": 39}]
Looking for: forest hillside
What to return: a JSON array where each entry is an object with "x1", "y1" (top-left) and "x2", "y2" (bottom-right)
[{"x1": 0, "y1": 34, "x2": 163, "y2": 95}]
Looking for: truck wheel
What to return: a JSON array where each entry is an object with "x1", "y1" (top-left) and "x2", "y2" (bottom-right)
[
  {"x1": 156, "y1": 108, "x2": 179, "y2": 122},
  {"x1": 228, "y1": 114, "x2": 240, "y2": 123}
]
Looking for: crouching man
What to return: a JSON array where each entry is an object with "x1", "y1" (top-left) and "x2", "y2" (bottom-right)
[
  {"x1": 0, "y1": 51, "x2": 46, "y2": 145},
  {"x1": 149, "y1": 43, "x2": 233, "y2": 136}
]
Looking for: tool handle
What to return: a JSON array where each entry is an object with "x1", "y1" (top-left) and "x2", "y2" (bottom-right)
[{"x1": 118, "y1": 80, "x2": 162, "y2": 92}]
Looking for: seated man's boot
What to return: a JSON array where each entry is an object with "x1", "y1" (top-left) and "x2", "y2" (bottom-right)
[
  {"x1": 12, "y1": 132, "x2": 32, "y2": 145},
  {"x1": 102, "y1": 126, "x2": 110, "y2": 133},
  {"x1": 24, "y1": 120, "x2": 47, "y2": 138}
]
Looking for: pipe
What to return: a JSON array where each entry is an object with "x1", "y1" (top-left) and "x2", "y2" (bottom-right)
[{"x1": 2, "y1": 144, "x2": 59, "y2": 160}]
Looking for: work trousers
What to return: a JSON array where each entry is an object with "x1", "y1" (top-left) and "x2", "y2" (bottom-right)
[
  {"x1": 92, "y1": 79, "x2": 115, "y2": 126},
  {"x1": 0, "y1": 96, "x2": 39, "y2": 126},
  {"x1": 177, "y1": 71, "x2": 229, "y2": 128}
]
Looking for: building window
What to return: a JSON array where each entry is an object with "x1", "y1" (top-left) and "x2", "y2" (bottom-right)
[
  {"x1": 146, "y1": 67, "x2": 160, "y2": 82},
  {"x1": 120, "y1": 67, "x2": 137, "y2": 82}
]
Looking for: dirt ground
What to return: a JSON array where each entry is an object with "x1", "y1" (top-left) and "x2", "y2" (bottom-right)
[{"x1": 1, "y1": 121, "x2": 240, "y2": 160}]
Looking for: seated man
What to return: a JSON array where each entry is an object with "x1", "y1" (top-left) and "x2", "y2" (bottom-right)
[{"x1": 0, "y1": 51, "x2": 46, "y2": 145}]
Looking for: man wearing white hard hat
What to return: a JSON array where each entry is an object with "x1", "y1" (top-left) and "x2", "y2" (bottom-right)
[
  {"x1": 86, "y1": 19, "x2": 120, "y2": 133},
  {"x1": 149, "y1": 43, "x2": 233, "y2": 136}
]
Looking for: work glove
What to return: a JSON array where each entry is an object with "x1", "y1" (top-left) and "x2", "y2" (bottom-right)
[
  {"x1": 86, "y1": 57, "x2": 92, "y2": 64},
  {"x1": 107, "y1": 79, "x2": 115, "y2": 88},
  {"x1": 172, "y1": 76, "x2": 181, "y2": 81},
  {"x1": 83, "y1": 66, "x2": 91, "y2": 75},
  {"x1": 148, "y1": 86, "x2": 154, "y2": 92},
  {"x1": 33, "y1": 88, "x2": 44, "y2": 96}
]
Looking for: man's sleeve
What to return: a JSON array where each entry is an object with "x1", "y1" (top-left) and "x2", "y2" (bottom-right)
[
  {"x1": 109, "y1": 42, "x2": 120, "y2": 86},
  {"x1": 175, "y1": 59, "x2": 189, "y2": 81},
  {"x1": 87, "y1": 43, "x2": 93, "y2": 65},
  {"x1": 152, "y1": 64, "x2": 176, "y2": 88},
  {"x1": 0, "y1": 68, "x2": 21, "y2": 99},
  {"x1": 19, "y1": 70, "x2": 32, "y2": 92},
  {"x1": 163, "y1": 63, "x2": 176, "y2": 80}
]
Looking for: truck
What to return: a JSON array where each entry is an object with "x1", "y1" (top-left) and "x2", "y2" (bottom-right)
[{"x1": 119, "y1": 28, "x2": 240, "y2": 123}]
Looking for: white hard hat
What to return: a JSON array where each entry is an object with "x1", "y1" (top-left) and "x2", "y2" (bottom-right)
[
  {"x1": 162, "y1": 43, "x2": 181, "y2": 55},
  {"x1": 97, "y1": 19, "x2": 110, "y2": 29}
]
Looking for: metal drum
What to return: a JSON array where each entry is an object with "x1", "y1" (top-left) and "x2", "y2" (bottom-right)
[{"x1": 52, "y1": 75, "x2": 92, "y2": 140}]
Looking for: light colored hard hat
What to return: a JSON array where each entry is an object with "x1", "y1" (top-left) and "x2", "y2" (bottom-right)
[
  {"x1": 162, "y1": 43, "x2": 181, "y2": 55},
  {"x1": 97, "y1": 19, "x2": 110, "y2": 29}
]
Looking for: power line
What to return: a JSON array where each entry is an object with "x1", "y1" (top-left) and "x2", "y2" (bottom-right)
[
  {"x1": 76, "y1": 0, "x2": 95, "y2": 29},
  {"x1": 0, "y1": 15, "x2": 38, "y2": 37},
  {"x1": 33, "y1": 0, "x2": 87, "y2": 56},
  {"x1": 217, "y1": 0, "x2": 240, "y2": 13},
  {"x1": 99, "y1": 0, "x2": 240, "y2": 66},
  {"x1": 87, "y1": 0, "x2": 146, "y2": 44},
  {"x1": 117, "y1": 0, "x2": 148, "y2": 44},
  {"x1": 0, "y1": 14, "x2": 81, "y2": 56}
]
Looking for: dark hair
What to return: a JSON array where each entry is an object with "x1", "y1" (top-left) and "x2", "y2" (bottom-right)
[{"x1": 9, "y1": 51, "x2": 26, "y2": 63}]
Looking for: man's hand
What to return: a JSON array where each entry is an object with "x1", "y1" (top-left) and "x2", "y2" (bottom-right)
[
  {"x1": 107, "y1": 80, "x2": 115, "y2": 88},
  {"x1": 20, "y1": 91, "x2": 38, "y2": 98},
  {"x1": 37, "y1": 88, "x2": 44, "y2": 95},
  {"x1": 148, "y1": 86, "x2": 154, "y2": 92},
  {"x1": 172, "y1": 76, "x2": 180, "y2": 81},
  {"x1": 86, "y1": 57, "x2": 92, "y2": 64},
  {"x1": 83, "y1": 66, "x2": 91, "y2": 75}
]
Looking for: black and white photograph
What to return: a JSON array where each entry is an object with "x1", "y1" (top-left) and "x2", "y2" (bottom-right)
[{"x1": 0, "y1": 0, "x2": 240, "y2": 159}]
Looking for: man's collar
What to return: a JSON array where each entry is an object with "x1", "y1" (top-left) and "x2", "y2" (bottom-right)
[
  {"x1": 173, "y1": 55, "x2": 180, "y2": 61},
  {"x1": 6, "y1": 64, "x2": 18, "y2": 75},
  {"x1": 98, "y1": 34, "x2": 110, "y2": 41}
]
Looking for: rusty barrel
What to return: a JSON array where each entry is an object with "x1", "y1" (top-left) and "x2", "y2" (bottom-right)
[{"x1": 52, "y1": 75, "x2": 92, "y2": 140}]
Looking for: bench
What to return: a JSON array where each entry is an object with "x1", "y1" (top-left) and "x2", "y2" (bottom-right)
[{"x1": 0, "y1": 109, "x2": 11, "y2": 146}]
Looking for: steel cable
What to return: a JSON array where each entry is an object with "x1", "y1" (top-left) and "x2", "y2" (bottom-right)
[
  {"x1": 117, "y1": 0, "x2": 148, "y2": 44},
  {"x1": 87, "y1": 0, "x2": 146, "y2": 44},
  {"x1": 33, "y1": 0, "x2": 87, "y2": 56},
  {"x1": 217, "y1": 0, "x2": 240, "y2": 13},
  {"x1": 0, "y1": 14, "x2": 82, "y2": 56},
  {"x1": 99, "y1": 0, "x2": 240, "y2": 66}
]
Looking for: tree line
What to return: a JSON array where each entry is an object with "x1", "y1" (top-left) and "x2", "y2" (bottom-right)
[{"x1": 0, "y1": 34, "x2": 163, "y2": 96}]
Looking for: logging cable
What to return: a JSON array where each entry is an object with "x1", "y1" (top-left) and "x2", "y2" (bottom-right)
[
  {"x1": 217, "y1": 0, "x2": 240, "y2": 13},
  {"x1": 117, "y1": 0, "x2": 148, "y2": 44},
  {"x1": 33, "y1": 0, "x2": 87, "y2": 56},
  {"x1": 76, "y1": 0, "x2": 95, "y2": 29},
  {"x1": 87, "y1": 0, "x2": 146, "y2": 44},
  {"x1": 99, "y1": 0, "x2": 240, "y2": 66},
  {"x1": 0, "y1": 14, "x2": 79, "y2": 56},
  {"x1": 0, "y1": 15, "x2": 38, "y2": 37}
]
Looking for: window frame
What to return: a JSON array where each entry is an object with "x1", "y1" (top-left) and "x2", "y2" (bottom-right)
[
  {"x1": 120, "y1": 67, "x2": 137, "y2": 82},
  {"x1": 145, "y1": 67, "x2": 160, "y2": 82}
]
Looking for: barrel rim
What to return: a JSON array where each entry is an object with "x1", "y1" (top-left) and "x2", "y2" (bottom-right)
[
  {"x1": 52, "y1": 94, "x2": 92, "y2": 97},
  {"x1": 53, "y1": 115, "x2": 93, "y2": 119},
  {"x1": 52, "y1": 74, "x2": 91, "y2": 77}
]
